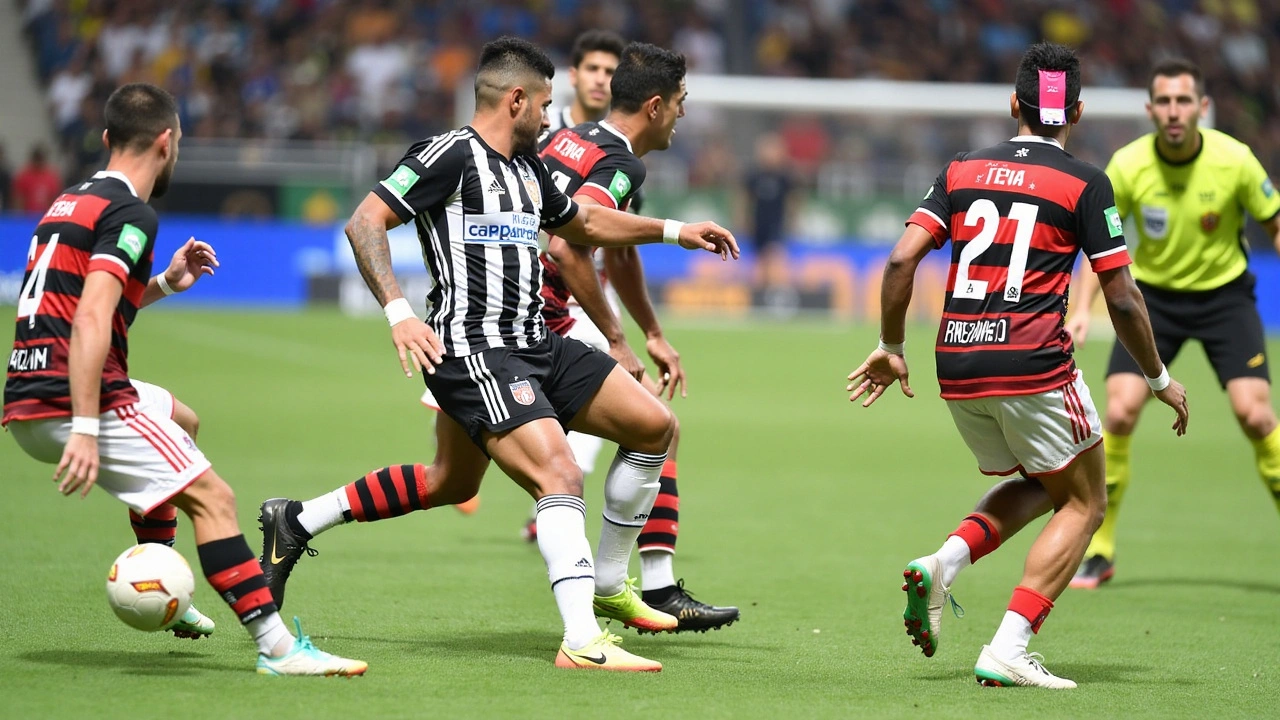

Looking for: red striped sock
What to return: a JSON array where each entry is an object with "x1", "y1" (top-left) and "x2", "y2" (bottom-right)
[
  {"x1": 343, "y1": 464, "x2": 431, "y2": 523},
  {"x1": 1008, "y1": 585, "x2": 1054, "y2": 633},
  {"x1": 948, "y1": 513, "x2": 1001, "y2": 563},
  {"x1": 637, "y1": 460, "x2": 679, "y2": 552},
  {"x1": 129, "y1": 504, "x2": 178, "y2": 547},
  {"x1": 197, "y1": 535, "x2": 278, "y2": 624}
]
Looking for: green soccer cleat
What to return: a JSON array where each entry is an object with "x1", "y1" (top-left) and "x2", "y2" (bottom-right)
[
  {"x1": 169, "y1": 604, "x2": 215, "y2": 640},
  {"x1": 593, "y1": 578, "x2": 678, "y2": 633},
  {"x1": 902, "y1": 556, "x2": 961, "y2": 658},
  {"x1": 256, "y1": 618, "x2": 367, "y2": 677}
]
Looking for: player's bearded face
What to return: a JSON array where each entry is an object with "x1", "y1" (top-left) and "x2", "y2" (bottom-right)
[
  {"x1": 515, "y1": 83, "x2": 550, "y2": 155},
  {"x1": 153, "y1": 127, "x2": 179, "y2": 198}
]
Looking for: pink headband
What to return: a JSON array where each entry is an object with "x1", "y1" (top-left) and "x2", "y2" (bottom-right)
[{"x1": 1038, "y1": 70, "x2": 1067, "y2": 126}]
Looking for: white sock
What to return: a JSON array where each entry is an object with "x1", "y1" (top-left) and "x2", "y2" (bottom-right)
[
  {"x1": 989, "y1": 610, "x2": 1033, "y2": 659},
  {"x1": 595, "y1": 449, "x2": 666, "y2": 596},
  {"x1": 297, "y1": 489, "x2": 349, "y2": 537},
  {"x1": 536, "y1": 494, "x2": 601, "y2": 650},
  {"x1": 640, "y1": 549, "x2": 675, "y2": 591},
  {"x1": 936, "y1": 535, "x2": 971, "y2": 587},
  {"x1": 247, "y1": 611, "x2": 294, "y2": 657}
]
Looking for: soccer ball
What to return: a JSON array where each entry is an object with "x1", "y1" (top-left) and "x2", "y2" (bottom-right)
[{"x1": 105, "y1": 544, "x2": 195, "y2": 632}]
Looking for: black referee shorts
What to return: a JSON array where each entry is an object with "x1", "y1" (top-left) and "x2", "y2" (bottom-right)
[
  {"x1": 424, "y1": 332, "x2": 617, "y2": 449},
  {"x1": 1107, "y1": 271, "x2": 1269, "y2": 388}
]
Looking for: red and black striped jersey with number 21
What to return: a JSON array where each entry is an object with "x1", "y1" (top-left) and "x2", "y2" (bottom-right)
[
  {"x1": 3, "y1": 171, "x2": 157, "y2": 424},
  {"x1": 907, "y1": 137, "x2": 1132, "y2": 400}
]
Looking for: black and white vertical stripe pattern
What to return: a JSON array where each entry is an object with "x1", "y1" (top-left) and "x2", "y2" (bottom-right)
[
  {"x1": 410, "y1": 129, "x2": 560, "y2": 358},
  {"x1": 463, "y1": 353, "x2": 509, "y2": 424}
]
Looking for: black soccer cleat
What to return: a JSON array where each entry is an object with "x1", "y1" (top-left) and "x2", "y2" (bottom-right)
[
  {"x1": 1068, "y1": 554, "x2": 1115, "y2": 590},
  {"x1": 640, "y1": 579, "x2": 740, "y2": 634},
  {"x1": 258, "y1": 498, "x2": 317, "y2": 610}
]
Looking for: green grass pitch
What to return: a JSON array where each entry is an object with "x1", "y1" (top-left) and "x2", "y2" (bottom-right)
[{"x1": 1, "y1": 308, "x2": 1277, "y2": 718}]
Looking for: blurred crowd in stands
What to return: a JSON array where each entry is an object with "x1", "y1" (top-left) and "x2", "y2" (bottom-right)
[{"x1": 5, "y1": 0, "x2": 1279, "y2": 210}]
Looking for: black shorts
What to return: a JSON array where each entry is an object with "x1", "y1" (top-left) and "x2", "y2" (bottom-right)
[
  {"x1": 1107, "y1": 271, "x2": 1269, "y2": 388},
  {"x1": 424, "y1": 332, "x2": 617, "y2": 448}
]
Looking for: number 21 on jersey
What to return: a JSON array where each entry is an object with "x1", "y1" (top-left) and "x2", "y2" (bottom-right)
[
  {"x1": 17, "y1": 234, "x2": 59, "y2": 328},
  {"x1": 953, "y1": 200, "x2": 1039, "y2": 303}
]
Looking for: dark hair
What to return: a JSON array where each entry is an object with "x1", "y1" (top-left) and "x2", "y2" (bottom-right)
[
  {"x1": 104, "y1": 83, "x2": 178, "y2": 153},
  {"x1": 1014, "y1": 42, "x2": 1081, "y2": 134},
  {"x1": 610, "y1": 42, "x2": 687, "y2": 114},
  {"x1": 1149, "y1": 57, "x2": 1204, "y2": 98},
  {"x1": 571, "y1": 29, "x2": 625, "y2": 68},
  {"x1": 475, "y1": 36, "x2": 556, "y2": 107}
]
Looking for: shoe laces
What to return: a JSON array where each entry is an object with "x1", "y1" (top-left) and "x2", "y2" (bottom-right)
[
  {"x1": 948, "y1": 593, "x2": 965, "y2": 619},
  {"x1": 595, "y1": 631, "x2": 624, "y2": 648},
  {"x1": 1026, "y1": 651, "x2": 1049, "y2": 674},
  {"x1": 290, "y1": 616, "x2": 316, "y2": 653}
]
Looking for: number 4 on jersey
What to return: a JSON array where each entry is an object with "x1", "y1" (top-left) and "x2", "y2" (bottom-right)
[
  {"x1": 17, "y1": 234, "x2": 59, "y2": 328},
  {"x1": 953, "y1": 200, "x2": 1039, "y2": 302}
]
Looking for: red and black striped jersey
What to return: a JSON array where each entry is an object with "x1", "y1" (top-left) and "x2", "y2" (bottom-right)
[
  {"x1": 537, "y1": 121, "x2": 646, "y2": 335},
  {"x1": 3, "y1": 171, "x2": 157, "y2": 424},
  {"x1": 907, "y1": 137, "x2": 1132, "y2": 400}
]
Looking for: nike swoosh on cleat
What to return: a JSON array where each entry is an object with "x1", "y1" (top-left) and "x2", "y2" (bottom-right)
[
  {"x1": 270, "y1": 538, "x2": 288, "y2": 565},
  {"x1": 574, "y1": 653, "x2": 607, "y2": 665}
]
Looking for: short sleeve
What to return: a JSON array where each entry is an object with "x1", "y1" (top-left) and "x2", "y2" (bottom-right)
[
  {"x1": 89, "y1": 200, "x2": 158, "y2": 284},
  {"x1": 529, "y1": 157, "x2": 580, "y2": 230},
  {"x1": 576, "y1": 152, "x2": 647, "y2": 211},
  {"x1": 373, "y1": 134, "x2": 467, "y2": 223},
  {"x1": 1076, "y1": 173, "x2": 1132, "y2": 273},
  {"x1": 1236, "y1": 149, "x2": 1280, "y2": 224},
  {"x1": 1104, "y1": 153, "x2": 1132, "y2": 219},
  {"x1": 906, "y1": 155, "x2": 957, "y2": 248}
]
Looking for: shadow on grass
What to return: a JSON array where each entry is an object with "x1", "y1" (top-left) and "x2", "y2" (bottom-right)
[
  {"x1": 18, "y1": 649, "x2": 239, "y2": 676},
  {"x1": 915, "y1": 661, "x2": 1189, "y2": 686},
  {"x1": 1108, "y1": 577, "x2": 1280, "y2": 595}
]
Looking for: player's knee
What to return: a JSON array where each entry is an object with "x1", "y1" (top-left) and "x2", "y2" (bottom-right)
[
  {"x1": 669, "y1": 413, "x2": 680, "y2": 447},
  {"x1": 540, "y1": 453, "x2": 585, "y2": 497},
  {"x1": 635, "y1": 405, "x2": 675, "y2": 454},
  {"x1": 179, "y1": 471, "x2": 237, "y2": 524},
  {"x1": 1235, "y1": 404, "x2": 1277, "y2": 440},
  {"x1": 1104, "y1": 403, "x2": 1139, "y2": 435}
]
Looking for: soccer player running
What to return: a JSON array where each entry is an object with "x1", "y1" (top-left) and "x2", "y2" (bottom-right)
[
  {"x1": 847, "y1": 44, "x2": 1189, "y2": 688},
  {"x1": 259, "y1": 38, "x2": 737, "y2": 672},
  {"x1": 534, "y1": 42, "x2": 740, "y2": 631},
  {"x1": 1065, "y1": 59, "x2": 1280, "y2": 589},
  {"x1": 3, "y1": 83, "x2": 366, "y2": 677}
]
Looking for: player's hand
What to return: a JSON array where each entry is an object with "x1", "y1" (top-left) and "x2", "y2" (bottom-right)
[
  {"x1": 1065, "y1": 313, "x2": 1090, "y2": 345},
  {"x1": 847, "y1": 348, "x2": 913, "y2": 408},
  {"x1": 1153, "y1": 379, "x2": 1189, "y2": 436},
  {"x1": 391, "y1": 317, "x2": 444, "y2": 378},
  {"x1": 162, "y1": 237, "x2": 219, "y2": 292},
  {"x1": 678, "y1": 221, "x2": 740, "y2": 261},
  {"x1": 608, "y1": 340, "x2": 646, "y2": 382},
  {"x1": 54, "y1": 432, "x2": 100, "y2": 498},
  {"x1": 646, "y1": 335, "x2": 686, "y2": 400}
]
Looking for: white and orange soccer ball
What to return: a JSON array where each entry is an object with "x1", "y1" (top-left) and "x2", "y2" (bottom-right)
[{"x1": 105, "y1": 544, "x2": 195, "y2": 632}]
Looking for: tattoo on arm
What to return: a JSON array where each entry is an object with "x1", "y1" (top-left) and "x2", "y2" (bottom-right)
[{"x1": 346, "y1": 212, "x2": 402, "y2": 305}]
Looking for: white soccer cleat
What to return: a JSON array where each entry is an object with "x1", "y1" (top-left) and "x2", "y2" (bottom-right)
[
  {"x1": 902, "y1": 555, "x2": 958, "y2": 657},
  {"x1": 974, "y1": 645, "x2": 1077, "y2": 689},
  {"x1": 256, "y1": 618, "x2": 367, "y2": 677}
]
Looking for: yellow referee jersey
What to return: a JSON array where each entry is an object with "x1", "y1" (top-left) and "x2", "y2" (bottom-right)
[{"x1": 1106, "y1": 127, "x2": 1280, "y2": 291}]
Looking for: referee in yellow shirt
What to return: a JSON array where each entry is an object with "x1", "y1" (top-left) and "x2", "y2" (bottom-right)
[{"x1": 1066, "y1": 58, "x2": 1280, "y2": 588}]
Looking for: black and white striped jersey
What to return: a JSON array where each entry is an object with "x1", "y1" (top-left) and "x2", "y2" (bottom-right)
[{"x1": 373, "y1": 126, "x2": 579, "y2": 358}]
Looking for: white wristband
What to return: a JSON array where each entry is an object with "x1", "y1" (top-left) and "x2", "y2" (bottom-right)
[
  {"x1": 383, "y1": 298, "x2": 416, "y2": 327},
  {"x1": 878, "y1": 339, "x2": 904, "y2": 356},
  {"x1": 1146, "y1": 365, "x2": 1171, "y2": 392},
  {"x1": 70, "y1": 416, "x2": 100, "y2": 437},
  {"x1": 156, "y1": 274, "x2": 177, "y2": 296},
  {"x1": 662, "y1": 219, "x2": 684, "y2": 245}
]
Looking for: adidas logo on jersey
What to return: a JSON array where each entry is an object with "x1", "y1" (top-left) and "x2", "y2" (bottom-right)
[{"x1": 487, "y1": 179, "x2": 506, "y2": 196}]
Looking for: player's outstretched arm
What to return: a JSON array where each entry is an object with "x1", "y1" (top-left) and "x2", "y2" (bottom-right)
[
  {"x1": 139, "y1": 238, "x2": 219, "y2": 308},
  {"x1": 546, "y1": 232, "x2": 644, "y2": 380},
  {"x1": 604, "y1": 246, "x2": 685, "y2": 399},
  {"x1": 346, "y1": 192, "x2": 444, "y2": 377},
  {"x1": 847, "y1": 224, "x2": 934, "y2": 407},
  {"x1": 557, "y1": 204, "x2": 739, "y2": 259},
  {"x1": 57, "y1": 271, "x2": 124, "y2": 498},
  {"x1": 1097, "y1": 266, "x2": 1189, "y2": 435}
]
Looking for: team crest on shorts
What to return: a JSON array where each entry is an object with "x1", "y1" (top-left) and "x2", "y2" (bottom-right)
[
  {"x1": 1200, "y1": 211, "x2": 1220, "y2": 232},
  {"x1": 509, "y1": 380, "x2": 536, "y2": 406}
]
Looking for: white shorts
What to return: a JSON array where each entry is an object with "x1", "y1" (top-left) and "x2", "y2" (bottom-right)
[
  {"x1": 9, "y1": 380, "x2": 211, "y2": 514},
  {"x1": 947, "y1": 371, "x2": 1102, "y2": 477},
  {"x1": 421, "y1": 301, "x2": 615, "y2": 410}
]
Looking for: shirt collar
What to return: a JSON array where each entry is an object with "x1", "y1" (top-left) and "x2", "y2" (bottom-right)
[
  {"x1": 1009, "y1": 135, "x2": 1064, "y2": 150},
  {"x1": 561, "y1": 106, "x2": 574, "y2": 130},
  {"x1": 93, "y1": 170, "x2": 139, "y2": 197},
  {"x1": 598, "y1": 120, "x2": 634, "y2": 153}
]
